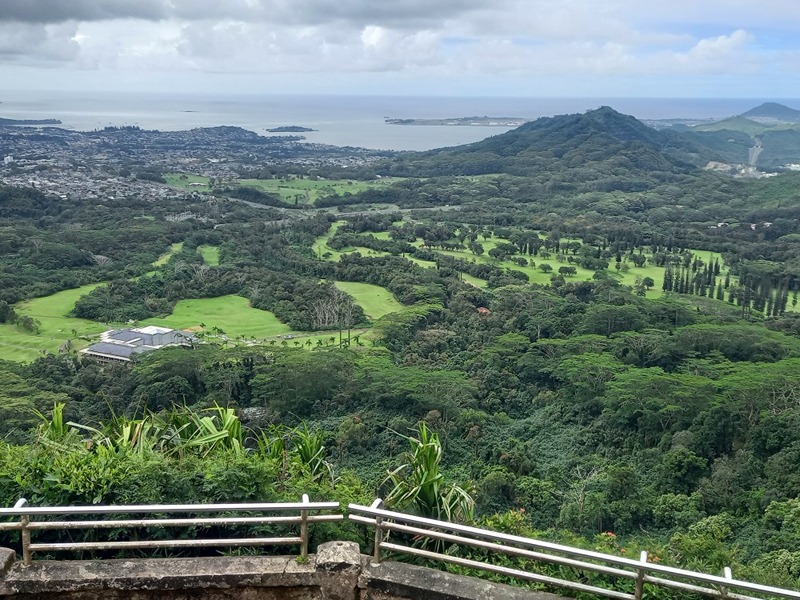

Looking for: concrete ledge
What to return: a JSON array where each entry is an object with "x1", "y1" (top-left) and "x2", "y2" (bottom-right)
[
  {"x1": 1, "y1": 555, "x2": 317, "y2": 599},
  {"x1": 0, "y1": 544, "x2": 570, "y2": 600},
  {"x1": 0, "y1": 550, "x2": 14, "y2": 578},
  {"x1": 360, "y1": 560, "x2": 566, "y2": 600}
]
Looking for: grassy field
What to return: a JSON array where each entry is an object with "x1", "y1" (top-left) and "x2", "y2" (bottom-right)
[
  {"x1": 198, "y1": 245, "x2": 221, "y2": 266},
  {"x1": 312, "y1": 221, "x2": 391, "y2": 261},
  {"x1": 334, "y1": 281, "x2": 404, "y2": 320},
  {"x1": 164, "y1": 173, "x2": 209, "y2": 189},
  {"x1": 239, "y1": 176, "x2": 402, "y2": 206},
  {"x1": 461, "y1": 273, "x2": 489, "y2": 288},
  {"x1": 165, "y1": 172, "x2": 402, "y2": 207},
  {"x1": 0, "y1": 284, "x2": 108, "y2": 362},
  {"x1": 154, "y1": 242, "x2": 184, "y2": 266},
  {"x1": 142, "y1": 296, "x2": 291, "y2": 339},
  {"x1": 313, "y1": 225, "x2": 745, "y2": 301}
]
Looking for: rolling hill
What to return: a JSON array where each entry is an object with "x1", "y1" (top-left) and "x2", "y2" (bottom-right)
[
  {"x1": 384, "y1": 106, "x2": 800, "y2": 178},
  {"x1": 741, "y1": 101, "x2": 800, "y2": 122}
]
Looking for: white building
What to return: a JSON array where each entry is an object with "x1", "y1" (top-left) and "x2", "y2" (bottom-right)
[{"x1": 81, "y1": 326, "x2": 196, "y2": 364}]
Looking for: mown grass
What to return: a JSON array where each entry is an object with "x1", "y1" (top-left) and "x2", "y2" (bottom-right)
[
  {"x1": 198, "y1": 245, "x2": 220, "y2": 266},
  {"x1": 166, "y1": 172, "x2": 403, "y2": 206},
  {"x1": 142, "y1": 295, "x2": 291, "y2": 339},
  {"x1": 0, "y1": 284, "x2": 108, "y2": 362},
  {"x1": 312, "y1": 221, "x2": 391, "y2": 261},
  {"x1": 313, "y1": 224, "x2": 746, "y2": 302},
  {"x1": 164, "y1": 173, "x2": 210, "y2": 189},
  {"x1": 239, "y1": 176, "x2": 402, "y2": 206},
  {"x1": 461, "y1": 273, "x2": 489, "y2": 288},
  {"x1": 334, "y1": 281, "x2": 404, "y2": 320},
  {"x1": 153, "y1": 242, "x2": 184, "y2": 266}
]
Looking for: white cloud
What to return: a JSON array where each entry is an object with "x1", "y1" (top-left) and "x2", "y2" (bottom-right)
[
  {"x1": 669, "y1": 29, "x2": 757, "y2": 73},
  {"x1": 0, "y1": 1, "x2": 797, "y2": 96},
  {"x1": 0, "y1": 22, "x2": 81, "y2": 63}
]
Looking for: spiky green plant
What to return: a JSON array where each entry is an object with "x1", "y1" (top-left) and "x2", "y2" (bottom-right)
[
  {"x1": 292, "y1": 423, "x2": 334, "y2": 484},
  {"x1": 384, "y1": 422, "x2": 474, "y2": 524},
  {"x1": 32, "y1": 403, "x2": 83, "y2": 451}
]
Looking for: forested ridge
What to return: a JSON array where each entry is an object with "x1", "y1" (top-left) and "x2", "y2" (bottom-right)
[{"x1": 1, "y1": 107, "x2": 800, "y2": 593}]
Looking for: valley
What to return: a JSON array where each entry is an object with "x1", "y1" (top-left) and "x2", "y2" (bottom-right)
[{"x1": 1, "y1": 104, "x2": 800, "y2": 593}]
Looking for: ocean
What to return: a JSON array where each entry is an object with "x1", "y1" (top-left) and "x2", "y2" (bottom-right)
[{"x1": 1, "y1": 91, "x2": 796, "y2": 151}]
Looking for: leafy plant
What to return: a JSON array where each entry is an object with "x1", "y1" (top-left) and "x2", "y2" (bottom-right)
[{"x1": 384, "y1": 422, "x2": 474, "y2": 523}]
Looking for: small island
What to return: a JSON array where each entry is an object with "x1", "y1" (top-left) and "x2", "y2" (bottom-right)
[
  {"x1": 0, "y1": 117, "x2": 62, "y2": 126},
  {"x1": 385, "y1": 116, "x2": 525, "y2": 127},
  {"x1": 266, "y1": 125, "x2": 317, "y2": 133}
]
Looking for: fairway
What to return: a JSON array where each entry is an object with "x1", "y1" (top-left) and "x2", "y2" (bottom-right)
[
  {"x1": 461, "y1": 273, "x2": 488, "y2": 288},
  {"x1": 334, "y1": 281, "x2": 404, "y2": 320},
  {"x1": 311, "y1": 225, "x2": 745, "y2": 302},
  {"x1": 154, "y1": 242, "x2": 184, "y2": 266},
  {"x1": 166, "y1": 172, "x2": 403, "y2": 206},
  {"x1": 198, "y1": 245, "x2": 220, "y2": 265},
  {"x1": 142, "y1": 295, "x2": 291, "y2": 338},
  {"x1": 239, "y1": 176, "x2": 403, "y2": 206},
  {"x1": 0, "y1": 283, "x2": 109, "y2": 362},
  {"x1": 312, "y1": 221, "x2": 391, "y2": 261}
]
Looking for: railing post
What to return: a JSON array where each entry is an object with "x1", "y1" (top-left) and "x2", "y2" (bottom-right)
[
  {"x1": 15, "y1": 498, "x2": 32, "y2": 567},
  {"x1": 371, "y1": 498, "x2": 384, "y2": 566},
  {"x1": 634, "y1": 550, "x2": 648, "y2": 600},
  {"x1": 300, "y1": 494, "x2": 310, "y2": 560},
  {"x1": 720, "y1": 566, "x2": 733, "y2": 598}
]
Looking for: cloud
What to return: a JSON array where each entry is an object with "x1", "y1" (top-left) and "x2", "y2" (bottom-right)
[
  {"x1": 0, "y1": 0, "x2": 166, "y2": 23},
  {"x1": 0, "y1": 0, "x2": 487, "y2": 29},
  {"x1": 0, "y1": 22, "x2": 81, "y2": 63},
  {"x1": 0, "y1": 0, "x2": 796, "y2": 96},
  {"x1": 659, "y1": 29, "x2": 758, "y2": 74}
]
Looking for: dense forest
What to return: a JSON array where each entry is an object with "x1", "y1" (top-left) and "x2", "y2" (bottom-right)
[{"x1": 1, "y1": 107, "x2": 800, "y2": 594}]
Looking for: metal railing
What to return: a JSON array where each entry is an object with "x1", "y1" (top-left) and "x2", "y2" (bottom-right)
[
  {"x1": 0, "y1": 496, "x2": 342, "y2": 566},
  {"x1": 350, "y1": 499, "x2": 800, "y2": 600},
  {"x1": 2, "y1": 495, "x2": 799, "y2": 600}
]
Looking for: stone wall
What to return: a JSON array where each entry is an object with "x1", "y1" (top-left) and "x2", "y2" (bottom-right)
[{"x1": 0, "y1": 543, "x2": 568, "y2": 600}]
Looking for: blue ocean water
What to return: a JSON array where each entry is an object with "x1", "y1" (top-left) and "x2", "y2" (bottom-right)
[{"x1": 1, "y1": 91, "x2": 796, "y2": 151}]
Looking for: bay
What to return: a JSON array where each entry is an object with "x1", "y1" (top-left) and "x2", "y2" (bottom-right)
[{"x1": 1, "y1": 91, "x2": 797, "y2": 151}]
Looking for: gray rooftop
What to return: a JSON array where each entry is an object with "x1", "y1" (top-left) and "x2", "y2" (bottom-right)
[{"x1": 83, "y1": 343, "x2": 139, "y2": 359}]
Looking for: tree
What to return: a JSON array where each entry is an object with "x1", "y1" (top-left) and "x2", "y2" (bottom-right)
[
  {"x1": 558, "y1": 265, "x2": 577, "y2": 277},
  {"x1": 468, "y1": 241, "x2": 484, "y2": 256},
  {"x1": 582, "y1": 304, "x2": 648, "y2": 336},
  {"x1": 539, "y1": 263, "x2": 553, "y2": 273}
]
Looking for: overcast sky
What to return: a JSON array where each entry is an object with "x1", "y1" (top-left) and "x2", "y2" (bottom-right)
[{"x1": 1, "y1": 0, "x2": 799, "y2": 97}]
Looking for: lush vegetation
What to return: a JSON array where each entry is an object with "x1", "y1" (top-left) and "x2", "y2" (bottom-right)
[{"x1": 2, "y1": 106, "x2": 800, "y2": 594}]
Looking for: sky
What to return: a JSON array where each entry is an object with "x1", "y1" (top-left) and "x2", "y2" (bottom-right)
[{"x1": 1, "y1": 0, "x2": 799, "y2": 98}]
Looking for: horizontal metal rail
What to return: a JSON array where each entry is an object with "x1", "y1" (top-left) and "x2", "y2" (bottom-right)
[
  {"x1": 30, "y1": 537, "x2": 303, "y2": 552},
  {"x1": 0, "y1": 514, "x2": 341, "y2": 531},
  {"x1": 381, "y1": 541, "x2": 635, "y2": 600},
  {"x1": 2, "y1": 496, "x2": 342, "y2": 566},
  {"x1": 0, "y1": 501, "x2": 340, "y2": 516},
  {"x1": 350, "y1": 500, "x2": 800, "y2": 600}
]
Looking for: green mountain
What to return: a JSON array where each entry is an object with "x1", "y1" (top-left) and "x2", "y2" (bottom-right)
[
  {"x1": 388, "y1": 107, "x2": 754, "y2": 179},
  {"x1": 741, "y1": 102, "x2": 800, "y2": 122},
  {"x1": 693, "y1": 116, "x2": 774, "y2": 136},
  {"x1": 384, "y1": 106, "x2": 800, "y2": 178}
]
